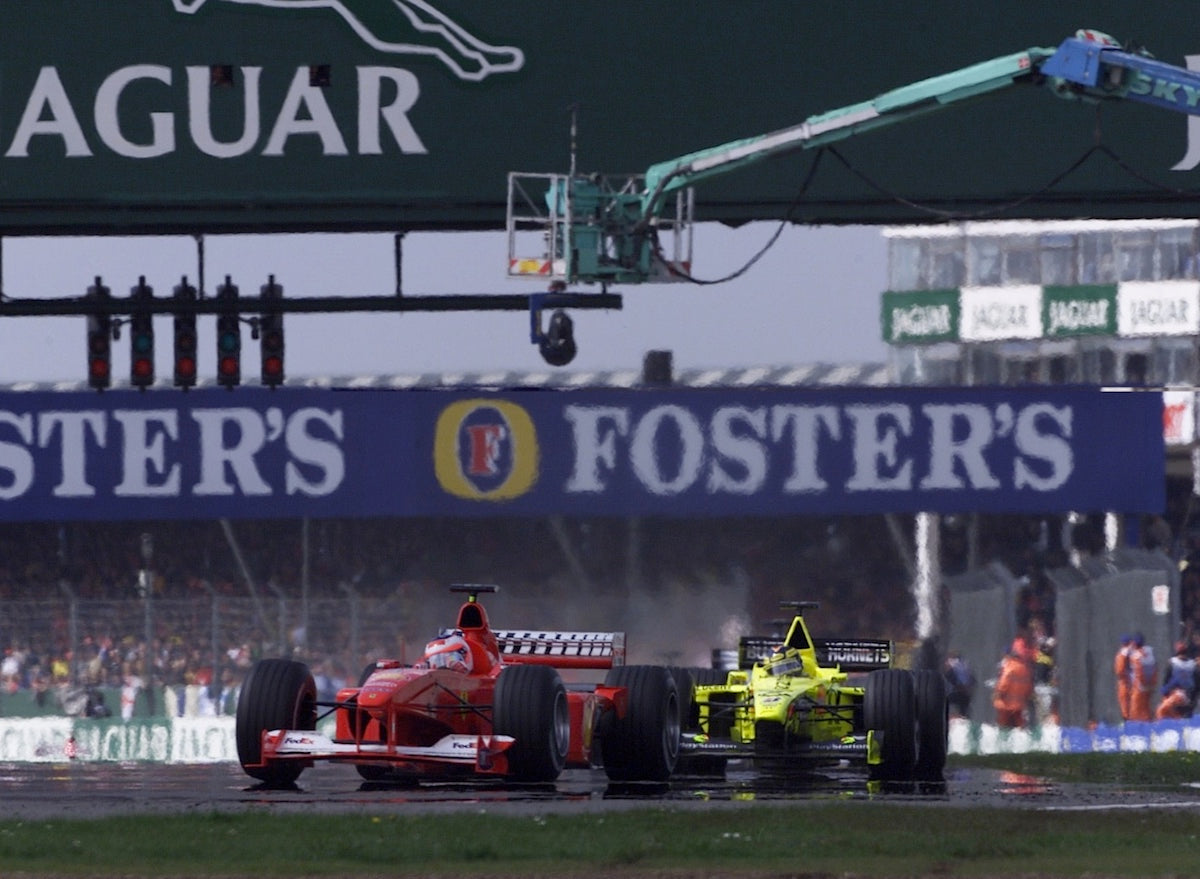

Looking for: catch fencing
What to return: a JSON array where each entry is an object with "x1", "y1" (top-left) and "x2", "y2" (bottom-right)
[
  {"x1": 1, "y1": 549, "x2": 1184, "y2": 733},
  {"x1": 0, "y1": 589, "x2": 431, "y2": 694},
  {"x1": 947, "y1": 548, "x2": 1179, "y2": 728}
]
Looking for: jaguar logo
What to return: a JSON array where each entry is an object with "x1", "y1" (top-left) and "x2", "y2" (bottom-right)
[{"x1": 170, "y1": 0, "x2": 525, "y2": 82}]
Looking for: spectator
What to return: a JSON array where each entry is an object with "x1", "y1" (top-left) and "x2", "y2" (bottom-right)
[
  {"x1": 1128, "y1": 632, "x2": 1156, "y2": 721},
  {"x1": 1114, "y1": 634, "x2": 1134, "y2": 721},
  {"x1": 1, "y1": 647, "x2": 20, "y2": 693},
  {"x1": 120, "y1": 673, "x2": 142, "y2": 720},
  {"x1": 216, "y1": 668, "x2": 240, "y2": 716},
  {"x1": 1009, "y1": 624, "x2": 1040, "y2": 666},
  {"x1": 943, "y1": 651, "x2": 976, "y2": 719},
  {"x1": 86, "y1": 689, "x2": 112, "y2": 718},
  {"x1": 1157, "y1": 641, "x2": 1196, "y2": 720},
  {"x1": 992, "y1": 648, "x2": 1033, "y2": 729},
  {"x1": 312, "y1": 660, "x2": 341, "y2": 704},
  {"x1": 1027, "y1": 617, "x2": 1057, "y2": 725}
]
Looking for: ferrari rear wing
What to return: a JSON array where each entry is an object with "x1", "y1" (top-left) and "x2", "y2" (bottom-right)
[{"x1": 495, "y1": 630, "x2": 625, "y2": 669}]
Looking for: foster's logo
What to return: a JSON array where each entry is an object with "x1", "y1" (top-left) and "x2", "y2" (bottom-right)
[{"x1": 434, "y1": 400, "x2": 539, "y2": 501}]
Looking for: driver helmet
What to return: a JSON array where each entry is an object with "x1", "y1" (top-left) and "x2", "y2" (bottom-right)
[{"x1": 424, "y1": 629, "x2": 473, "y2": 673}]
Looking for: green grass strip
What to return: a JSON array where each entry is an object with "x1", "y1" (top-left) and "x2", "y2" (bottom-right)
[
  {"x1": 1, "y1": 803, "x2": 1199, "y2": 878},
  {"x1": 950, "y1": 750, "x2": 1200, "y2": 785},
  {"x1": 3, "y1": 753, "x2": 1200, "y2": 878}
]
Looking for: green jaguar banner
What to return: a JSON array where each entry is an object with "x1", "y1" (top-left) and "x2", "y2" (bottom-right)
[
  {"x1": 881, "y1": 289, "x2": 960, "y2": 345},
  {"x1": 1043, "y1": 285, "x2": 1119, "y2": 338},
  {"x1": 1, "y1": 2, "x2": 1199, "y2": 234}
]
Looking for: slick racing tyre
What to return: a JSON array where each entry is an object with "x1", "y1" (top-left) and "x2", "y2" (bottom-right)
[
  {"x1": 493, "y1": 664, "x2": 570, "y2": 782},
  {"x1": 235, "y1": 658, "x2": 317, "y2": 787},
  {"x1": 602, "y1": 665, "x2": 680, "y2": 782},
  {"x1": 864, "y1": 668, "x2": 916, "y2": 783},
  {"x1": 665, "y1": 667, "x2": 697, "y2": 729},
  {"x1": 665, "y1": 666, "x2": 724, "y2": 776},
  {"x1": 913, "y1": 668, "x2": 949, "y2": 782}
]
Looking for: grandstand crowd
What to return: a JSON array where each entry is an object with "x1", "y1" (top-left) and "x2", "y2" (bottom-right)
[{"x1": 1, "y1": 492, "x2": 1199, "y2": 721}]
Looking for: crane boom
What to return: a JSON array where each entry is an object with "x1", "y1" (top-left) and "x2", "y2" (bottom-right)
[
  {"x1": 639, "y1": 47, "x2": 1055, "y2": 221},
  {"x1": 508, "y1": 30, "x2": 1200, "y2": 363},
  {"x1": 640, "y1": 35, "x2": 1200, "y2": 220}
]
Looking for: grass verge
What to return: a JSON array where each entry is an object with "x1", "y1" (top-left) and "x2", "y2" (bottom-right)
[
  {"x1": 2, "y1": 752, "x2": 1199, "y2": 878},
  {"x1": 949, "y1": 750, "x2": 1200, "y2": 785}
]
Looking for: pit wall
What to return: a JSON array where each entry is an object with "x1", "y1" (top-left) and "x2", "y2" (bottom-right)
[{"x1": 3, "y1": 715, "x2": 1200, "y2": 763}]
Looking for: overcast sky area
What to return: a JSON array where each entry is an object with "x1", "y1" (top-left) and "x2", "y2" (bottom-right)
[{"x1": 0, "y1": 223, "x2": 889, "y2": 384}]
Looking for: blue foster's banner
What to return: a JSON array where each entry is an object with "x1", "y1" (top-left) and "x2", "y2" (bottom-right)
[{"x1": 0, "y1": 385, "x2": 1164, "y2": 521}]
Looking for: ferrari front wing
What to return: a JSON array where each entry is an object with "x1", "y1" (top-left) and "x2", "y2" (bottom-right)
[{"x1": 256, "y1": 729, "x2": 517, "y2": 774}]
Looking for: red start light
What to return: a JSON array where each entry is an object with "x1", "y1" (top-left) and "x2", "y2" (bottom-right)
[
  {"x1": 263, "y1": 355, "x2": 283, "y2": 376},
  {"x1": 89, "y1": 359, "x2": 109, "y2": 379},
  {"x1": 176, "y1": 357, "x2": 196, "y2": 377},
  {"x1": 132, "y1": 359, "x2": 153, "y2": 379},
  {"x1": 219, "y1": 355, "x2": 239, "y2": 376}
]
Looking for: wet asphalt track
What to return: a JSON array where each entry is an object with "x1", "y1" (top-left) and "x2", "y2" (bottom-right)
[{"x1": 5, "y1": 761, "x2": 1200, "y2": 820}]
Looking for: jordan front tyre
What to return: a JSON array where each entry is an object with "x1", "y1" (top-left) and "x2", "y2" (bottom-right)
[
  {"x1": 913, "y1": 668, "x2": 949, "y2": 782},
  {"x1": 864, "y1": 668, "x2": 916, "y2": 783}
]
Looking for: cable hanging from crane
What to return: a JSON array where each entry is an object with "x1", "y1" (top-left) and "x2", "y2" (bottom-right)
[
  {"x1": 652, "y1": 149, "x2": 828, "y2": 287},
  {"x1": 661, "y1": 129, "x2": 1200, "y2": 288}
]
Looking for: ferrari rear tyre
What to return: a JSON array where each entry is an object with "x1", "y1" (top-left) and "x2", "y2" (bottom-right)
[
  {"x1": 602, "y1": 665, "x2": 680, "y2": 782},
  {"x1": 913, "y1": 668, "x2": 949, "y2": 782},
  {"x1": 235, "y1": 658, "x2": 317, "y2": 787},
  {"x1": 665, "y1": 667, "x2": 697, "y2": 729},
  {"x1": 864, "y1": 668, "x2": 916, "y2": 782},
  {"x1": 665, "y1": 666, "x2": 724, "y2": 776},
  {"x1": 492, "y1": 664, "x2": 570, "y2": 782},
  {"x1": 357, "y1": 662, "x2": 379, "y2": 686}
]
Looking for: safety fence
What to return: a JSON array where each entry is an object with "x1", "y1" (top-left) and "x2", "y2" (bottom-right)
[
  {"x1": 0, "y1": 585, "x2": 752, "y2": 702},
  {"x1": 946, "y1": 548, "x2": 1179, "y2": 729},
  {"x1": 0, "y1": 591, "x2": 440, "y2": 695}
]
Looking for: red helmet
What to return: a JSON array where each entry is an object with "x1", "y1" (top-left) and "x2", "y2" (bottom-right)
[{"x1": 423, "y1": 630, "x2": 472, "y2": 673}]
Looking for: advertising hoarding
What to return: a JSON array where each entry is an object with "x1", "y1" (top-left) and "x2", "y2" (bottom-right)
[{"x1": 0, "y1": 385, "x2": 1163, "y2": 521}]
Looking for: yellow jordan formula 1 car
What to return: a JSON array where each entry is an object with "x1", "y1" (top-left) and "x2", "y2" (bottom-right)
[{"x1": 678, "y1": 601, "x2": 947, "y2": 783}]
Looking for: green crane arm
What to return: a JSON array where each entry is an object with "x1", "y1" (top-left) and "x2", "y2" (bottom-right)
[
  {"x1": 638, "y1": 30, "x2": 1200, "y2": 223},
  {"x1": 506, "y1": 30, "x2": 1200, "y2": 294},
  {"x1": 640, "y1": 47, "x2": 1055, "y2": 220}
]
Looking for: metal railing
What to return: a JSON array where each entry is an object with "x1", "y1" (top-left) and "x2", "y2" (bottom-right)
[{"x1": 0, "y1": 588, "x2": 424, "y2": 690}]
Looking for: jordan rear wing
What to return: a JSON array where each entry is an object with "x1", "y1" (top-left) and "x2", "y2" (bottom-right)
[
  {"x1": 494, "y1": 630, "x2": 625, "y2": 669},
  {"x1": 738, "y1": 636, "x2": 893, "y2": 671},
  {"x1": 815, "y1": 639, "x2": 893, "y2": 671}
]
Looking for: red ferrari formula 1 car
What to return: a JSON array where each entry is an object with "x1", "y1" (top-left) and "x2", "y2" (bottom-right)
[{"x1": 235, "y1": 584, "x2": 680, "y2": 787}]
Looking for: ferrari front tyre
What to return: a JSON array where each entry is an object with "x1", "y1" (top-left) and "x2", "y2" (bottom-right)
[
  {"x1": 602, "y1": 665, "x2": 680, "y2": 782},
  {"x1": 492, "y1": 664, "x2": 570, "y2": 782},
  {"x1": 235, "y1": 658, "x2": 317, "y2": 786},
  {"x1": 913, "y1": 668, "x2": 949, "y2": 782},
  {"x1": 864, "y1": 668, "x2": 916, "y2": 782}
]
